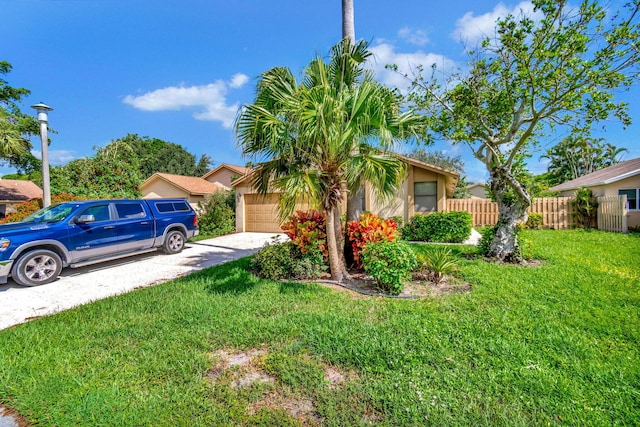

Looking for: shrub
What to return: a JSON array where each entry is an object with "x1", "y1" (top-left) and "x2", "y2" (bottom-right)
[
  {"x1": 281, "y1": 210, "x2": 328, "y2": 262},
  {"x1": 572, "y1": 187, "x2": 598, "y2": 228},
  {"x1": 417, "y1": 247, "x2": 459, "y2": 283},
  {"x1": 346, "y1": 213, "x2": 398, "y2": 269},
  {"x1": 196, "y1": 191, "x2": 235, "y2": 237},
  {"x1": 526, "y1": 212, "x2": 543, "y2": 229},
  {"x1": 251, "y1": 241, "x2": 327, "y2": 281},
  {"x1": 401, "y1": 211, "x2": 472, "y2": 243},
  {"x1": 361, "y1": 240, "x2": 417, "y2": 295},
  {"x1": 1, "y1": 193, "x2": 85, "y2": 224}
]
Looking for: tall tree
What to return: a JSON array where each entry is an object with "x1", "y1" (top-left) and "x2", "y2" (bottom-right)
[
  {"x1": 407, "y1": 0, "x2": 640, "y2": 262},
  {"x1": 542, "y1": 134, "x2": 627, "y2": 186},
  {"x1": 0, "y1": 61, "x2": 39, "y2": 166},
  {"x1": 236, "y1": 40, "x2": 420, "y2": 281}
]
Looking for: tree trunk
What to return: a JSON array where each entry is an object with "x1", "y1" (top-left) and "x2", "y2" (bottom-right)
[
  {"x1": 486, "y1": 167, "x2": 531, "y2": 263},
  {"x1": 342, "y1": 0, "x2": 355, "y2": 42},
  {"x1": 326, "y1": 205, "x2": 345, "y2": 282}
]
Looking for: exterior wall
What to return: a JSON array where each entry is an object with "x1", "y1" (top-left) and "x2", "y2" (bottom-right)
[
  {"x1": 556, "y1": 174, "x2": 640, "y2": 229},
  {"x1": 204, "y1": 168, "x2": 238, "y2": 189},
  {"x1": 366, "y1": 180, "x2": 407, "y2": 222},
  {"x1": 234, "y1": 183, "x2": 252, "y2": 232},
  {"x1": 468, "y1": 184, "x2": 489, "y2": 199}
]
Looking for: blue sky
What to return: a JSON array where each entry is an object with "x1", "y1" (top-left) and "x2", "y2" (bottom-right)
[{"x1": 2, "y1": 0, "x2": 639, "y2": 183}]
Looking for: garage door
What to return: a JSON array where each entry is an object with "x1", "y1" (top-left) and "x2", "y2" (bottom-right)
[{"x1": 244, "y1": 193, "x2": 283, "y2": 232}]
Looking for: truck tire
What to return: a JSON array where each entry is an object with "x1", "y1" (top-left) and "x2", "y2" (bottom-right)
[
  {"x1": 163, "y1": 230, "x2": 185, "y2": 254},
  {"x1": 12, "y1": 249, "x2": 63, "y2": 287}
]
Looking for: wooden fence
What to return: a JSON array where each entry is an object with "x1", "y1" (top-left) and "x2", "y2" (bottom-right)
[
  {"x1": 446, "y1": 197, "x2": 576, "y2": 229},
  {"x1": 597, "y1": 195, "x2": 628, "y2": 233}
]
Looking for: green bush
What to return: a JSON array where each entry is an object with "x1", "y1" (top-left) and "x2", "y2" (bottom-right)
[
  {"x1": 251, "y1": 241, "x2": 327, "y2": 281},
  {"x1": 361, "y1": 240, "x2": 417, "y2": 295},
  {"x1": 401, "y1": 211, "x2": 472, "y2": 243},
  {"x1": 197, "y1": 191, "x2": 236, "y2": 237},
  {"x1": 526, "y1": 212, "x2": 544, "y2": 229}
]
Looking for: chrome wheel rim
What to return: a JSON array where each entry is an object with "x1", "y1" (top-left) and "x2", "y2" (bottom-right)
[{"x1": 24, "y1": 254, "x2": 58, "y2": 282}]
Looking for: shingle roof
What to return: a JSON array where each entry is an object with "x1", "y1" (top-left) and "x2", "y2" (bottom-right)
[
  {"x1": 140, "y1": 173, "x2": 226, "y2": 195},
  {"x1": 549, "y1": 158, "x2": 640, "y2": 192},
  {"x1": 0, "y1": 180, "x2": 43, "y2": 201}
]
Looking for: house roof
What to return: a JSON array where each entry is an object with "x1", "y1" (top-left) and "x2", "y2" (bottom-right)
[
  {"x1": 549, "y1": 158, "x2": 640, "y2": 192},
  {"x1": 0, "y1": 180, "x2": 43, "y2": 202},
  {"x1": 140, "y1": 173, "x2": 226, "y2": 195},
  {"x1": 201, "y1": 163, "x2": 252, "y2": 181},
  {"x1": 231, "y1": 154, "x2": 461, "y2": 196},
  {"x1": 467, "y1": 183, "x2": 486, "y2": 189}
]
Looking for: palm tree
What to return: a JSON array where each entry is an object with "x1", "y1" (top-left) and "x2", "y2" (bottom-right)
[{"x1": 236, "y1": 40, "x2": 420, "y2": 282}]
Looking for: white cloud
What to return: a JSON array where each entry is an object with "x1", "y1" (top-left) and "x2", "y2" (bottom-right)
[
  {"x1": 123, "y1": 74, "x2": 250, "y2": 128},
  {"x1": 398, "y1": 27, "x2": 429, "y2": 46},
  {"x1": 368, "y1": 42, "x2": 456, "y2": 91},
  {"x1": 452, "y1": 1, "x2": 537, "y2": 44},
  {"x1": 31, "y1": 149, "x2": 77, "y2": 166}
]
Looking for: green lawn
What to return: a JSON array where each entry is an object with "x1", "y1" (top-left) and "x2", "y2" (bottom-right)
[{"x1": 1, "y1": 230, "x2": 638, "y2": 426}]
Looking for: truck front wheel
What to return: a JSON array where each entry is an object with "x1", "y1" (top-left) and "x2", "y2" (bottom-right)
[
  {"x1": 163, "y1": 230, "x2": 185, "y2": 254},
  {"x1": 12, "y1": 249, "x2": 63, "y2": 287}
]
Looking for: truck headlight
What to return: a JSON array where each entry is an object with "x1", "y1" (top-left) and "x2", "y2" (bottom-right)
[{"x1": 0, "y1": 239, "x2": 10, "y2": 251}]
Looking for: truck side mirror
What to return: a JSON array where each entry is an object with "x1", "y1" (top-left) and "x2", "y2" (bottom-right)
[{"x1": 76, "y1": 214, "x2": 96, "y2": 224}]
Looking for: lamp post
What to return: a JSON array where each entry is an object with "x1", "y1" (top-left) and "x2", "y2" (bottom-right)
[{"x1": 31, "y1": 103, "x2": 53, "y2": 207}]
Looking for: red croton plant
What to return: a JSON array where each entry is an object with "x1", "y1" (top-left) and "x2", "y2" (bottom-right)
[
  {"x1": 346, "y1": 213, "x2": 398, "y2": 269},
  {"x1": 281, "y1": 210, "x2": 329, "y2": 261}
]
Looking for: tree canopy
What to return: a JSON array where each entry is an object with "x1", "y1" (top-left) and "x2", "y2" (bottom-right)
[
  {"x1": 51, "y1": 134, "x2": 213, "y2": 199},
  {"x1": 407, "y1": 0, "x2": 640, "y2": 261},
  {"x1": 0, "y1": 61, "x2": 39, "y2": 168}
]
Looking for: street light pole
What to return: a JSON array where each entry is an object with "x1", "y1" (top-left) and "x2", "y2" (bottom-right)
[{"x1": 31, "y1": 103, "x2": 53, "y2": 207}]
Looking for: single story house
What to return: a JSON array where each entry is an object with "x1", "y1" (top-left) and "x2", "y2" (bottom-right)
[
  {"x1": 0, "y1": 180, "x2": 43, "y2": 218},
  {"x1": 232, "y1": 155, "x2": 459, "y2": 233},
  {"x1": 467, "y1": 182, "x2": 489, "y2": 199},
  {"x1": 140, "y1": 172, "x2": 226, "y2": 210},
  {"x1": 549, "y1": 157, "x2": 640, "y2": 228},
  {"x1": 201, "y1": 163, "x2": 252, "y2": 190}
]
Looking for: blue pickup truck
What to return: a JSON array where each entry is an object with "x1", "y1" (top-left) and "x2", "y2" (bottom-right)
[{"x1": 0, "y1": 198, "x2": 198, "y2": 286}]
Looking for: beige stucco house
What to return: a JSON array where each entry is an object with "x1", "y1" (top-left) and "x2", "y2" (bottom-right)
[
  {"x1": 0, "y1": 180, "x2": 43, "y2": 218},
  {"x1": 467, "y1": 182, "x2": 489, "y2": 199},
  {"x1": 232, "y1": 156, "x2": 459, "y2": 233},
  {"x1": 549, "y1": 157, "x2": 640, "y2": 228},
  {"x1": 140, "y1": 172, "x2": 226, "y2": 210},
  {"x1": 202, "y1": 164, "x2": 251, "y2": 190}
]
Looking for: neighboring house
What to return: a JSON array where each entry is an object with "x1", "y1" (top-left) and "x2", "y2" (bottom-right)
[
  {"x1": 201, "y1": 163, "x2": 252, "y2": 190},
  {"x1": 549, "y1": 157, "x2": 640, "y2": 228},
  {"x1": 0, "y1": 180, "x2": 43, "y2": 217},
  {"x1": 468, "y1": 182, "x2": 489, "y2": 199},
  {"x1": 232, "y1": 155, "x2": 459, "y2": 233},
  {"x1": 140, "y1": 172, "x2": 226, "y2": 210}
]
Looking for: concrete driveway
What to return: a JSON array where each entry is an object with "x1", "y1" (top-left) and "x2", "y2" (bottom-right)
[{"x1": 0, "y1": 232, "x2": 283, "y2": 331}]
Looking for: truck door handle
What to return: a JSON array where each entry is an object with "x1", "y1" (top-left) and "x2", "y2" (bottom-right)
[
  {"x1": 140, "y1": 221, "x2": 149, "y2": 225},
  {"x1": 103, "y1": 225, "x2": 115, "y2": 230}
]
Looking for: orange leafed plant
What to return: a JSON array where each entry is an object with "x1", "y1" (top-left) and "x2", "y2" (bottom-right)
[
  {"x1": 347, "y1": 212, "x2": 398, "y2": 269},
  {"x1": 1, "y1": 193, "x2": 87, "y2": 224},
  {"x1": 281, "y1": 210, "x2": 328, "y2": 261}
]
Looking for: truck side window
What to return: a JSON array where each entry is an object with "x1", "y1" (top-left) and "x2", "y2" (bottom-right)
[
  {"x1": 83, "y1": 205, "x2": 110, "y2": 222},
  {"x1": 115, "y1": 203, "x2": 146, "y2": 219}
]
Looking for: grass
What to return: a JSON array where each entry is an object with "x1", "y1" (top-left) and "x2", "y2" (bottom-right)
[{"x1": 0, "y1": 229, "x2": 639, "y2": 426}]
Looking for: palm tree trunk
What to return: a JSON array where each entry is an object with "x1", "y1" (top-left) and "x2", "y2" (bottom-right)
[
  {"x1": 326, "y1": 205, "x2": 345, "y2": 282},
  {"x1": 342, "y1": 0, "x2": 355, "y2": 42}
]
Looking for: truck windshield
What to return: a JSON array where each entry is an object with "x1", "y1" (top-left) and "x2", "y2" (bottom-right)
[{"x1": 22, "y1": 204, "x2": 76, "y2": 224}]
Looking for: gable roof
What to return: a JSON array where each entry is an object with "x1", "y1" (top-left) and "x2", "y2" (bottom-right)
[
  {"x1": 140, "y1": 173, "x2": 226, "y2": 195},
  {"x1": 201, "y1": 163, "x2": 252, "y2": 181},
  {"x1": 549, "y1": 158, "x2": 640, "y2": 192},
  {"x1": 0, "y1": 180, "x2": 43, "y2": 202}
]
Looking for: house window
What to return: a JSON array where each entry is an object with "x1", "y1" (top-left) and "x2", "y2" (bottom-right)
[
  {"x1": 618, "y1": 189, "x2": 639, "y2": 211},
  {"x1": 414, "y1": 181, "x2": 437, "y2": 212}
]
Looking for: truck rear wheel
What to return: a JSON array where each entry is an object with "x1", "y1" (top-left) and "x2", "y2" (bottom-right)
[
  {"x1": 163, "y1": 230, "x2": 185, "y2": 254},
  {"x1": 12, "y1": 249, "x2": 63, "y2": 287}
]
